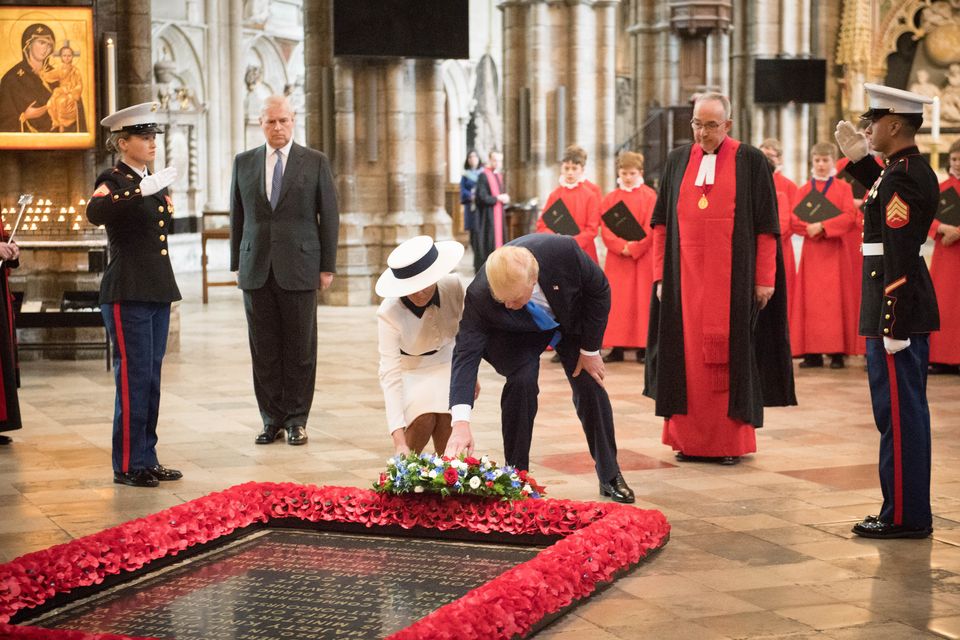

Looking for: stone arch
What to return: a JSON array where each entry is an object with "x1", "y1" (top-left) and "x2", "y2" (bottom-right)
[
  {"x1": 244, "y1": 35, "x2": 289, "y2": 147},
  {"x1": 441, "y1": 60, "x2": 472, "y2": 181}
]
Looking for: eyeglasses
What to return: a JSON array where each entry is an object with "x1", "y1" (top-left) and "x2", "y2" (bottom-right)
[{"x1": 691, "y1": 120, "x2": 724, "y2": 131}]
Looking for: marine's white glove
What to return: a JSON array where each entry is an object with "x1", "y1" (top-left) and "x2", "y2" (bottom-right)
[
  {"x1": 139, "y1": 166, "x2": 178, "y2": 197},
  {"x1": 834, "y1": 121, "x2": 868, "y2": 163},
  {"x1": 883, "y1": 336, "x2": 911, "y2": 355}
]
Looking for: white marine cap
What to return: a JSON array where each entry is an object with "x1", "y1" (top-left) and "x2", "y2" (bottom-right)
[
  {"x1": 100, "y1": 102, "x2": 166, "y2": 134},
  {"x1": 860, "y1": 83, "x2": 933, "y2": 120}
]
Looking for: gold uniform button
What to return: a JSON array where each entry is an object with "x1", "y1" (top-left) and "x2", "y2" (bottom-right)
[
  {"x1": 870, "y1": 271, "x2": 877, "y2": 277},
  {"x1": 883, "y1": 328, "x2": 890, "y2": 334},
  {"x1": 161, "y1": 249, "x2": 168, "y2": 256},
  {"x1": 885, "y1": 314, "x2": 891, "y2": 320},
  {"x1": 159, "y1": 220, "x2": 165, "y2": 227},
  {"x1": 887, "y1": 300, "x2": 893, "y2": 306},
  {"x1": 113, "y1": 195, "x2": 119, "y2": 200},
  {"x1": 158, "y1": 205, "x2": 165, "y2": 213},
  {"x1": 135, "y1": 188, "x2": 140, "y2": 193},
  {"x1": 126, "y1": 174, "x2": 133, "y2": 179},
  {"x1": 159, "y1": 235, "x2": 166, "y2": 242},
  {"x1": 124, "y1": 191, "x2": 129, "y2": 196}
]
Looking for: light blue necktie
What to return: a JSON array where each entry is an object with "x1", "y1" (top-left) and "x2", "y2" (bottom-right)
[
  {"x1": 525, "y1": 300, "x2": 561, "y2": 348},
  {"x1": 270, "y1": 150, "x2": 283, "y2": 209}
]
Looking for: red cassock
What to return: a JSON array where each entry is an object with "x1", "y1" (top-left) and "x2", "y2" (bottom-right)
[
  {"x1": 600, "y1": 184, "x2": 657, "y2": 348},
  {"x1": 654, "y1": 139, "x2": 777, "y2": 457},
  {"x1": 789, "y1": 177, "x2": 859, "y2": 356},
  {"x1": 537, "y1": 182, "x2": 601, "y2": 262},
  {"x1": 929, "y1": 176, "x2": 960, "y2": 364},
  {"x1": 773, "y1": 171, "x2": 798, "y2": 315}
]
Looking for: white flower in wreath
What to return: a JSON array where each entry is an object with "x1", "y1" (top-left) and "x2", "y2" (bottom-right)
[
  {"x1": 522, "y1": 484, "x2": 532, "y2": 494},
  {"x1": 429, "y1": 469, "x2": 439, "y2": 479},
  {"x1": 468, "y1": 476, "x2": 482, "y2": 489},
  {"x1": 414, "y1": 485, "x2": 425, "y2": 493}
]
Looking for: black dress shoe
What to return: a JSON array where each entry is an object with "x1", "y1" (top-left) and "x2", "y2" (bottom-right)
[
  {"x1": 114, "y1": 469, "x2": 159, "y2": 488},
  {"x1": 852, "y1": 518, "x2": 932, "y2": 539},
  {"x1": 286, "y1": 425, "x2": 308, "y2": 446},
  {"x1": 799, "y1": 354, "x2": 824, "y2": 368},
  {"x1": 599, "y1": 472, "x2": 635, "y2": 503},
  {"x1": 929, "y1": 363, "x2": 960, "y2": 375},
  {"x1": 829, "y1": 354, "x2": 845, "y2": 369},
  {"x1": 635, "y1": 348, "x2": 646, "y2": 362},
  {"x1": 675, "y1": 451, "x2": 712, "y2": 462},
  {"x1": 255, "y1": 424, "x2": 284, "y2": 445},
  {"x1": 719, "y1": 456, "x2": 740, "y2": 465},
  {"x1": 0, "y1": 435, "x2": 11, "y2": 445},
  {"x1": 148, "y1": 464, "x2": 183, "y2": 481},
  {"x1": 602, "y1": 347, "x2": 624, "y2": 363}
]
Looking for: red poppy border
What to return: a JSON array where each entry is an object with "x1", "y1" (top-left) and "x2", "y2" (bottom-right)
[{"x1": 0, "y1": 482, "x2": 670, "y2": 640}]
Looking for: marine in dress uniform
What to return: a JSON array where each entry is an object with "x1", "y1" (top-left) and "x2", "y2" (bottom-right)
[
  {"x1": 86, "y1": 102, "x2": 183, "y2": 488},
  {"x1": 836, "y1": 84, "x2": 940, "y2": 538}
]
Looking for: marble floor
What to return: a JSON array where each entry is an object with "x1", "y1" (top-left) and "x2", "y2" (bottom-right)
[{"x1": 2, "y1": 272, "x2": 960, "y2": 639}]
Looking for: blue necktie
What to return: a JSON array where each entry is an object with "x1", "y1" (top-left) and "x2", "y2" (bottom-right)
[
  {"x1": 525, "y1": 301, "x2": 561, "y2": 348},
  {"x1": 270, "y1": 150, "x2": 283, "y2": 209}
]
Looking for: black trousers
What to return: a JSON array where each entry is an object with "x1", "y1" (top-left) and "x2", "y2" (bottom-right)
[
  {"x1": 242, "y1": 269, "x2": 318, "y2": 429},
  {"x1": 484, "y1": 330, "x2": 620, "y2": 482}
]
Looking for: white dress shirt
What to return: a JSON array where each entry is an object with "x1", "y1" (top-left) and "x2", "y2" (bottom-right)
[
  {"x1": 265, "y1": 138, "x2": 294, "y2": 202},
  {"x1": 377, "y1": 275, "x2": 465, "y2": 433}
]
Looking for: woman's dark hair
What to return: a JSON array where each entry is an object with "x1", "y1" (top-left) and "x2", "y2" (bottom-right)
[{"x1": 463, "y1": 149, "x2": 480, "y2": 170}]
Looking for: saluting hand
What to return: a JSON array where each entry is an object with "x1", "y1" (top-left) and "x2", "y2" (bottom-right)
[
  {"x1": 834, "y1": 121, "x2": 868, "y2": 163},
  {"x1": 140, "y1": 166, "x2": 178, "y2": 197}
]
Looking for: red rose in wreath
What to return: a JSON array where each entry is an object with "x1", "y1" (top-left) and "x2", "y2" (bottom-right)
[{"x1": 443, "y1": 468, "x2": 459, "y2": 485}]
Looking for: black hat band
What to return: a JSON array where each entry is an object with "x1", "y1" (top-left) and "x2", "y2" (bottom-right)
[{"x1": 391, "y1": 244, "x2": 438, "y2": 280}]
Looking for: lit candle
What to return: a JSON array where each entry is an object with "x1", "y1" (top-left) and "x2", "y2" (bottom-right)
[
  {"x1": 932, "y1": 96, "x2": 941, "y2": 143},
  {"x1": 106, "y1": 38, "x2": 117, "y2": 115},
  {"x1": 77, "y1": 199, "x2": 85, "y2": 206},
  {"x1": 72, "y1": 222, "x2": 80, "y2": 230},
  {"x1": 68, "y1": 206, "x2": 76, "y2": 213}
]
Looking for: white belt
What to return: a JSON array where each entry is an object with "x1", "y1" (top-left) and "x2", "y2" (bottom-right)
[{"x1": 861, "y1": 242, "x2": 922, "y2": 257}]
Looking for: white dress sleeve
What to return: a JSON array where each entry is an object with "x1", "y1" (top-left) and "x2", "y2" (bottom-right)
[{"x1": 377, "y1": 306, "x2": 407, "y2": 434}]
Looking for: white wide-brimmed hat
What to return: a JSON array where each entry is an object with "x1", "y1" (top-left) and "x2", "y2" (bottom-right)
[{"x1": 376, "y1": 236, "x2": 464, "y2": 298}]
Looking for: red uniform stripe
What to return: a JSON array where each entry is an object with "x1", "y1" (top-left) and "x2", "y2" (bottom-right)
[
  {"x1": 885, "y1": 352, "x2": 903, "y2": 525},
  {"x1": 113, "y1": 305, "x2": 131, "y2": 473}
]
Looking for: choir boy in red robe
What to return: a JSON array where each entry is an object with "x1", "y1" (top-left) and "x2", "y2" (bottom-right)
[
  {"x1": 600, "y1": 151, "x2": 657, "y2": 362},
  {"x1": 536, "y1": 145, "x2": 601, "y2": 262},
  {"x1": 760, "y1": 138, "x2": 798, "y2": 313},
  {"x1": 644, "y1": 92, "x2": 796, "y2": 465},
  {"x1": 928, "y1": 138, "x2": 960, "y2": 374},
  {"x1": 790, "y1": 142, "x2": 860, "y2": 369}
]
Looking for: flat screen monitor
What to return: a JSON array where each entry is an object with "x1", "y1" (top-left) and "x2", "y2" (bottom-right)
[
  {"x1": 333, "y1": 0, "x2": 470, "y2": 59},
  {"x1": 754, "y1": 58, "x2": 827, "y2": 104}
]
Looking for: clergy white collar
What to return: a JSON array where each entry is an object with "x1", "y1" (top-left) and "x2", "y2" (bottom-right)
[
  {"x1": 694, "y1": 153, "x2": 717, "y2": 187},
  {"x1": 559, "y1": 176, "x2": 585, "y2": 189}
]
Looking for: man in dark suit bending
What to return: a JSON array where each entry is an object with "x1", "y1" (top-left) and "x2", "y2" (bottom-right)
[
  {"x1": 230, "y1": 95, "x2": 339, "y2": 446},
  {"x1": 444, "y1": 234, "x2": 635, "y2": 502}
]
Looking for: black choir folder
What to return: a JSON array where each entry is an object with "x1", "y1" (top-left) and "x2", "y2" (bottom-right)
[
  {"x1": 793, "y1": 188, "x2": 842, "y2": 223},
  {"x1": 541, "y1": 199, "x2": 581, "y2": 236},
  {"x1": 602, "y1": 201, "x2": 647, "y2": 242},
  {"x1": 937, "y1": 188, "x2": 960, "y2": 226}
]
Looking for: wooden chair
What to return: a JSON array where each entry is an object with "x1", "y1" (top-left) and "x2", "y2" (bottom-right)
[{"x1": 200, "y1": 209, "x2": 235, "y2": 303}]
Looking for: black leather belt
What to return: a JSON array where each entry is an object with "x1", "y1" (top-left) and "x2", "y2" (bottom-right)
[{"x1": 400, "y1": 348, "x2": 438, "y2": 356}]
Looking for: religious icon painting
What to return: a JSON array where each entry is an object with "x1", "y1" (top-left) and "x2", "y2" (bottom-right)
[{"x1": 0, "y1": 6, "x2": 95, "y2": 149}]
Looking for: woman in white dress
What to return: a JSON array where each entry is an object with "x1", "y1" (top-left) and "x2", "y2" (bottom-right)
[{"x1": 376, "y1": 236, "x2": 473, "y2": 455}]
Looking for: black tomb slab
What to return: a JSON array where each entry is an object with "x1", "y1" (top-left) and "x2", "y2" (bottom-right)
[{"x1": 30, "y1": 530, "x2": 541, "y2": 640}]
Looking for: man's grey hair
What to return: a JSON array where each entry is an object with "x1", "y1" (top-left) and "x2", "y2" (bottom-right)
[
  {"x1": 260, "y1": 95, "x2": 295, "y2": 118},
  {"x1": 694, "y1": 92, "x2": 732, "y2": 120}
]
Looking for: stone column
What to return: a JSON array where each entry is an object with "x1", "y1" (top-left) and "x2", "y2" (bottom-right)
[
  {"x1": 383, "y1": 60, "x2": 421, "y2": 241},
  {"x1": 596, "y1": 1, "x2": 618, "y2": 191},
  {"x1": 116, "y1": 0, "x2": 153, "y2": 106},
  {"x1": 229, "y1": 0, "x2": 245, "y2": 155},
  {"x1": 204, "y1": 0, "x2": 225, "y2": 208},
  {"x1": 417, "y1": 60, "x2": 452, "y2": 240}
]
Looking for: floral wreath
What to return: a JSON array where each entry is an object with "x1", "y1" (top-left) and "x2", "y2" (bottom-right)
[{"x1": 0, "y1": 482, "x2": 669, "y2": 639}]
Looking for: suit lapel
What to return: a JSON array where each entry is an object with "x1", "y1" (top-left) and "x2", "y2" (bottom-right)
[
  {"x1": 253, "y1": 145, "x2": 269, "y2": 208},
  {"x1": 275, "y1": 143, "x2": 303, "y2": 210}
]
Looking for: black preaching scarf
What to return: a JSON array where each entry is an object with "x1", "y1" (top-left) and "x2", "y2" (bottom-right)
[{"x1": 643, "y1": 142, "x2": 796, "y2": 427}]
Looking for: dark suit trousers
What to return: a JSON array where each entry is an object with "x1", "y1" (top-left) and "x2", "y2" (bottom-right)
[
  {"x1": 243, "y1": 269, "x2": 318, "y2": 429},
  {"x1": 484, "y1": 330, "x2": 620, "y2": 482}
]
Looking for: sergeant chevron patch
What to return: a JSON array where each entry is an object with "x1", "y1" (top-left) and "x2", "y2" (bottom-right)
[{"x1": 886, "y1": 193, "x2": 910, "y2": 228}]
